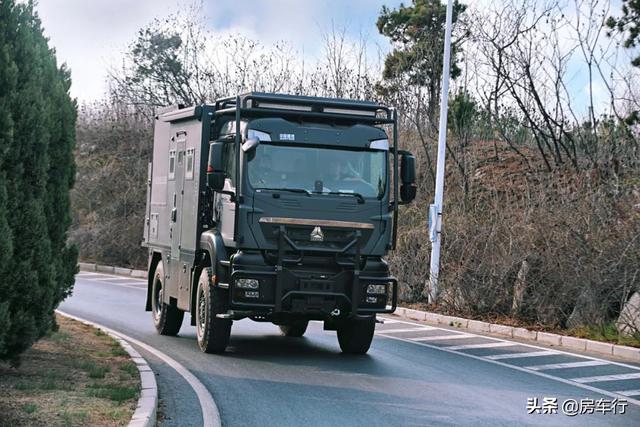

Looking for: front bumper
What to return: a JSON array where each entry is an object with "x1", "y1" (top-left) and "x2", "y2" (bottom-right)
[{"x1": 228, "y1": 250, "x2": 397, "y2": 318}]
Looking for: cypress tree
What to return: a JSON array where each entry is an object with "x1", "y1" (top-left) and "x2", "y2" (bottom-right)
[{"x1": 0, "y1": 0, "x2": 77, "y2": 362}]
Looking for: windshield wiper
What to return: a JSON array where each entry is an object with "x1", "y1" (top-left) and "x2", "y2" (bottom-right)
[
  {"x1": 255, "y1": 187, "x2": 311, "y2": 196},
  {"x1": 323, "y1": 191, "x2": 365, "y2": 204}
]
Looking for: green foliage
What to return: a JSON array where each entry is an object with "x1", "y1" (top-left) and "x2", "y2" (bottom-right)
[
  {"x1": 376, "y1": 0, "x2": 467, "y2": 122},
  {"x1": 126, "y1": 24, "x2": 194, "y2": 106},
  {"x1": 377, "y1": 0, "x2": 466, "y2": 82},
  {"x1": 448, "y1": 90, "x2": 477, "y2": 135},
  {"x1": 606, "y1": 0, "x2": 640, "y2": 67},
  {"x1": 0, "y1": 0, "x2": 77, "y2": 362},
  {"x1": 606, "y1": 0, "x2": 640, "y2": 125}
]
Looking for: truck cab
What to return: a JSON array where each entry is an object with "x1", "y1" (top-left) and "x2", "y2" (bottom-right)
[{"x1": 143, "y1": 93, "x2": 416, "y2": 354}]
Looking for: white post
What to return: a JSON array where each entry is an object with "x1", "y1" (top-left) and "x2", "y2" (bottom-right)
[{"x1": 428, "y1": 0, "x2": 454, "y2": 304}]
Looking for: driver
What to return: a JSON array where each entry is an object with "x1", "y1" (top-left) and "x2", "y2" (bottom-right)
[{"x1": 323, "y1": 156, "x2": 375, "y2": 195}]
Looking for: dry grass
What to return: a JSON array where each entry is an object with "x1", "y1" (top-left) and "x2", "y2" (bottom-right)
[
  {"x1": 392, "y1": 138, "x2": 640, "y2": 334},
  {"x1": 0, "y1": 316, "x2": 139, "y2": 426}
]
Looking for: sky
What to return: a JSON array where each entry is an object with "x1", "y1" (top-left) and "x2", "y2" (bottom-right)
[
  {"x1": 34, "y1": 0, "x2": 634, "y2": 118},
  {"x1": 35, "y1": 0, "x2": 403, "y2": 102}
]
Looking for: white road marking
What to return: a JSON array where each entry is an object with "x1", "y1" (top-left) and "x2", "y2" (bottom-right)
[
  {"x1": 444, "y1": 342, "x2": 516, "y2": 351},
  {"x1": 99, "y1": 277, "x2": 141, "y2": 282},
  {"x1": 380, "y1": 333, "x2": 640, "y2": 406},
  {"x1": 76, "y1": 273, "x2": 146, "y2": 283},
  {"x1": 76, "y1": 275, "x2": 146, "y2": 291},
  {"x1": 81, "y1": 278, "x2": 146, "y2": 291},
  {"x1": 113, "y1": 282, "x2": 147, "y2": 287},
  {"x1": 572, "y1": 373, "x2": 640, "y2": 384},
  {"x1": 57, "y1": 310, "x2": 221, "y2": 427},
  {"x1": 485, "y1": 351, "x2": 559, "y2": 360},
  {"x1": 376, "y1": 327, "x2": 436, "y2": 334},
  {"x1": 617, "y1": 389, "x2": 640, "y2": 397},
  {"x1": 526, "y1": 360, "x2": 609, "y2": 371},
  {"x1": 77, "y1": 274, "x2": 116, "y2": 280},
  {"x1": 380, "y1": 315, "x2": 640, "y2": 404},
  {"x1": 410, "y1": 334, "x2": 474, "y2": 342}
]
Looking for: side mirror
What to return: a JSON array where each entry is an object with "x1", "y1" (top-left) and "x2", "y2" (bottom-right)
[
  {"x1": 399, "y1": 151, "x2": 417, "y2": 204},
  {"x1": 242, "y1": 137, "x2": 260, "y2": 152},
  {"x1": 207, "y1": 141, "x2": 226, "y2": 191}
]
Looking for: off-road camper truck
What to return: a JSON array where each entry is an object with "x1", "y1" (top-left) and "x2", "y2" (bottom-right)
[{"x1": 143, "y1": 93, "x2": 416, "y2": 354}]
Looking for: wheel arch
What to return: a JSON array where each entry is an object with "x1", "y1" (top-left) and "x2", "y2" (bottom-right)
[
  {"x1": 145, "y1": 251, "x2": 163, "y2": 311},
  {"x1": 191, "y1": 230, "x2": 229, "y2": 322}
]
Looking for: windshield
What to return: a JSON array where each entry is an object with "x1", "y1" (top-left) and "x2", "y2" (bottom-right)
[{"x1": 247, "y1": 144, "x2": 387, "y2": 198}]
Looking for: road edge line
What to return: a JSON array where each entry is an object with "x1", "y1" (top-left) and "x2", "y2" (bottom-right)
[{"x1": 56, "y1": 310, "x2": 221, "y2": 427}]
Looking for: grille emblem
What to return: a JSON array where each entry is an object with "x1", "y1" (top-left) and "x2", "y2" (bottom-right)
[{"x1": 310, "y1": 226, "x2": 324, "y2": 242}]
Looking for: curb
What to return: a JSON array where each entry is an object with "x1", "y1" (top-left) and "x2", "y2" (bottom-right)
[
  {"x1": 392, "y1": 306, "x2": 640, "y2": 363},
  {"x1": 56, "y1": 310, "x2": 157, "y2": 427},
  {"x1": 79, "y1": 262, "x2": 147, "y2": 279},
  {"x1": 77, "y1": 263, "x2": 640, "y2": 364}
]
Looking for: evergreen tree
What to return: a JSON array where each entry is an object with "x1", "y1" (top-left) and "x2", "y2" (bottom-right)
[
  {"x1": 376, "y1": 0, "x2": 467, "y2": 126},
  {"x1": 0, "y1": 0, "x2": 77, "y2": 363},
  {"x1": 606, "y1": 0, "x2": 640, "y2": 67},
  {"x1": 606, "y1": 0, "x2": 640, "y2": 125}
]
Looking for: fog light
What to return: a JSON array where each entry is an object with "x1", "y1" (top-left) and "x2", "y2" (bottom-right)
[
  {"x1": 367, "y1": 284, "x2": 387, "y2": 294},
  {"x1": 366, "y1": 296, "x2": 378, "y2": 303},
  {"x1": 237, "y1": 278, "x2": 259, "y2": 289},
  {"x1": 244, "y1": 290, "x2": 259, "y2": 298}
]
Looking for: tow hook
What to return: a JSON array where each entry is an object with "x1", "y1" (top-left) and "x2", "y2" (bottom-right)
[{"x1": 330, "y1": 308, "x2": 341, "y2": 317}]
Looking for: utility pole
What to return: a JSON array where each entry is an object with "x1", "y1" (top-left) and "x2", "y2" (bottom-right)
[{"x1": 428, "y1": 0, "x2": 454, "y2": 304}]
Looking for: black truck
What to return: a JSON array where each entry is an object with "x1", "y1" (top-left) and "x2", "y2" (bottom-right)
[{"x1": 142, "y1": 93, "x2": 416, "y2": 354}]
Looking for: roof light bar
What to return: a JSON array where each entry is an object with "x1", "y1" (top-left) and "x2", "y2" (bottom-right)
[
  {"x1": 257, "y1": 102, "x2": 312, "y2": 112},
  {"x1": 323, "y1": 107, "x2": 376, "y2": 117}
]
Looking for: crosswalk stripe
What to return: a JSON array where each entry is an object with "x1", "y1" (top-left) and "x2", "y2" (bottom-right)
[
  {"x1": 616, "y1": 389, "x2": 640, "y2": 397},
  {"x1": 445, "y1": 342, "x2": 516, "y2": 351},
  {"x1": 377, "y1": 327, "x2": 436, "y2": 334},
  {"x1": 485, "y1": 350, "x2": 558, "y2": 360},
  {"x1": 526, "y1": 360, "x2": 609, "y2": 371},
  {"x1": 572, "y1": 373, "x2": 640, "y2": 383},
  {"x1": 410, "y1": 334, "x2": 474, "y2": 342}
]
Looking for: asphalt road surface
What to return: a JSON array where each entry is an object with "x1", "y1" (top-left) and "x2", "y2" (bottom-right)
[{"x1": 60, "y1": 272, "x2": 640, "y2": 426}]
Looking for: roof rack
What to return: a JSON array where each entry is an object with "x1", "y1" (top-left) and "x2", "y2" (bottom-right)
[{"x1": 213, "y1": 92, "x2": 394, "y2": 125}]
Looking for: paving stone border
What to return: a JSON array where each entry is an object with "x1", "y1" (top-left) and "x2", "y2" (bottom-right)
[
  {"x1": 57, "y1": 308, "x2": 157, "y2": 427},
  {"x1": 77, "y1": 262, "x2": 640, "y2": 364}
]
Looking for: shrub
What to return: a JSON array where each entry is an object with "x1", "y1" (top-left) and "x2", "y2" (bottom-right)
[{"x1": 0, "y1": 1, "x2": 77, "y2": 363}]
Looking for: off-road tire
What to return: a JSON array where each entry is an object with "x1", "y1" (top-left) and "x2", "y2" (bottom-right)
[
  {"x1": 151, "y1": 261, "x2": 184, "y2": 336},
  {"x1": 337, "y1": 315, "x2": 375, "y2": 354},
  {"x1": 195, "y1": 266, "x2": 232, "y2": 353},
  {"x1": 279, "y1": 320, "x2": 309, "y2": 337}
]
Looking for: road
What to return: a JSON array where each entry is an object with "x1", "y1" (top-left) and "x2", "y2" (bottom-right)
[{"x1": 60, "y1": 272, "x2": 640, "y2": 426}]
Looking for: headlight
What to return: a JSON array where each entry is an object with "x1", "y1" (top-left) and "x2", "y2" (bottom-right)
[
  {"x1": 367, "y1": 284, "x2": 387, "y2": 295},
  {"x1": 236, "y1": 278, "x2": 260, "y2": 289}
]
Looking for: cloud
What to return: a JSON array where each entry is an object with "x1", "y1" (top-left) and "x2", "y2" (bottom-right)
[{"x1": 35, "y1": 0, "x2": 401, "y2": 102}]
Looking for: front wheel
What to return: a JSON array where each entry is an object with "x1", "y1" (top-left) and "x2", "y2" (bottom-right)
[
  {"x1": 337, "y1": 315, "x2": 375, "y2": 354},
  {"x1": 151, "y1": 261, "x2": 184, "y2": 336},
  {"x1": 195, "y1": 266, "x2": 232, "y2": 353}
]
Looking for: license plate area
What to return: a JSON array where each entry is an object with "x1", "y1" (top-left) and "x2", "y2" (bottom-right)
[{"x1": 299, "y1": 280, "x2": 334, "y2": 293}]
